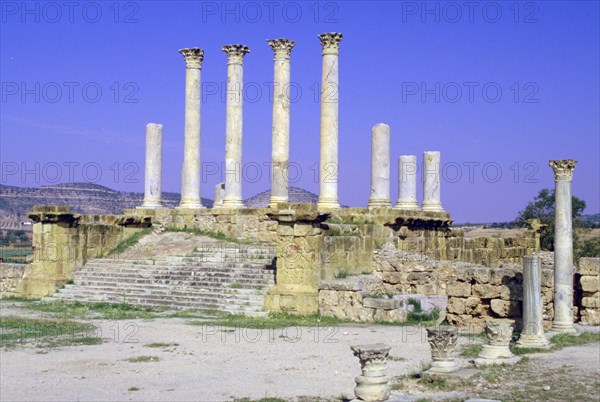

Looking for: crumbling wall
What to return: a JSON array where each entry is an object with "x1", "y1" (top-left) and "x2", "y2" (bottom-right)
[
  {"x1": 576, "y1": 257, "x2": 600, "y2": 325},
  {"x1": 0, "y1": 263, "x2": 27, "y2": 296}
]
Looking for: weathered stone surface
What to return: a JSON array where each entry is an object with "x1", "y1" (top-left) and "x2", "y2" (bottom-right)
[
  {"x1": 363, "y1": 297, "x2": 400, "y2": 310},
  {"x1": 373, "y1": 308, "x2": 407, "y2": 322},
  {"x1": 472, "y1": 284, "x2": 502, "y2": 299},
  {"x1": 447, "y1": 282, "x2": 471, "y2": 297},
  {"x1": 490, "y1": 299, "x2": 520, "y2": 317},
  {"x1": 578, "y1": 257, "x2": 600, "y2": 275},
  {"x1": 580, "y1": 276, "x2": 600, "y2": 293},
  {"x1": 582, "y1": 294, "x2": 600, "y2": 308},
  {"x1": 447, "y1": 297, "x2": 466, "y2": 314}
]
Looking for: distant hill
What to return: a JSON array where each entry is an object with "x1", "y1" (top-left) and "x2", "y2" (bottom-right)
[
  {"x1": 0, "y1": 183, "x2": 212, "y2": 229},
  {"x1": 244, "y1": 187, "x2": 319, "y2": 208},
  {"x1": 0, "y1": 183, "x2": 322, "y2": 229}
]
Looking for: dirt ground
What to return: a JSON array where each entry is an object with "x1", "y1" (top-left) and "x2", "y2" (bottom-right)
[{"x1": 1, "y1": 301, "x2": 599, "y2": 401}]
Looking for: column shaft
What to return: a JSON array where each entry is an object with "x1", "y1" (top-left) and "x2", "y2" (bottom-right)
[
  {"x1": 179, "y1": 48, "x2": 204, "y2": 208},
  {"x1": 517, "y1": 255, "x2": 550, "y2": 347},
  {"x1": 422, "y1": 151, "x2": 444, "y2": 212},
  {"x1": 550, "y1": 159, "x2": 577, "y2": 332},
  {"x1": 140, "y1": 123, "x2": 163, "y2": 208},
  {"x1": 267, "y1": 39, "x2": 295, "y2": 208},
  {"x1": 222, "y1": 45, "x2": 250, "y2": 208},
  {"x1": 395, "y1": 155, "x2": 419, "y2": 210},
  {"x1": 317, "y1": 32, "x2": 343, "y2": 209},
  {"x1": 368, "y1": 123, "x2": 391, "y2": 208}
]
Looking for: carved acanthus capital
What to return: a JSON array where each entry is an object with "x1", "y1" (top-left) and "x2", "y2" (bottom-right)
[
  {"x1": 426, "y1": 327, "x2": 459, "y2": 360},
  {"x1": 318, "y1": 32, "x2": 343, "y2": 54},
  {"x1": 351, "y1": 343, "x2": 391, "y2": 367},
  {"x1": 549, "y1": 159, "x2": 577, "y2": 181},
  {"x1": 267, "y1": 38, "x2": 295, "y2": 59},
  {"x1": 484, "y1": 320, "x2": 513, "y2": 346},
  {"x1": 179, "y1": 48, "x2": 204, "y2": 69},
  {"x1": 222, "y1": 44, "x2": 250, "y2": 64}
]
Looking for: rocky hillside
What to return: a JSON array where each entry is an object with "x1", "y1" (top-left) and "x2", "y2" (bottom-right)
[
  {"x1": 0, "y1": 183, "x2": 212, "y2": 228},
  {"x1": 244, "y1": 187, "x2": 318, "y2": 208}
]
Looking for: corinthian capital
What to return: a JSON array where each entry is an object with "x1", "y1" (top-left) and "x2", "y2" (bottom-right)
[
  {"x1": 179, "y1": 48, "x2": 204, "y2": 69},
  {"x1": 222, "y1": 44, "x2": 250, "y2": 64},
  {"x1": 267, "y1": 38, "x2": 296, "y2": 59},
  {"x1": 549, "y1": 159, "x2": 577, "y2": 181},
  {"x1": 318, "y1": 32, "x2": 343, "y2": 54}
]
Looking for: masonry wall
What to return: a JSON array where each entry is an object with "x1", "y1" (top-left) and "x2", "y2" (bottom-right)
[{"x1": 0, "y1": 263, "x2": 27, "y2": 296}]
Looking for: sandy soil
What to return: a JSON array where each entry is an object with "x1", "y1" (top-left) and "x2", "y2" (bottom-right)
[{"x1": 1, "y1": 302, "x2": 598, "y2": 402}]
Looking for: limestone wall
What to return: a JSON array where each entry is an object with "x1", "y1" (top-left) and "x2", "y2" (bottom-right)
[
  {"x1": 14, "y1": 206, "x2": 148, "y2": 298},
  {"x1": 0, "y1": 263, "x2": 27, "y2": 296},
  {"x1": 576, "y1": 257, "x2": 600, "y2": 325}
]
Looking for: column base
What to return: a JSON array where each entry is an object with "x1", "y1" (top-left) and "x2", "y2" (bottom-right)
[
  {"x1": 550, "y1": 321, "x2": 577, "y2": 334},
  {"x1": 317, "y1": 196, "x2": 340, "y2": 209},
  {"x1": 422, "y1": 202, "x2": 444, "y2": 212},
  {"x1": 137, "y1": 202, "x2": 165, "y2": 209},
  {"x1": 268, "y1": 197, "x2": 289, "y2": 209},
  {"x1": 425, "y1": 360, "x2": 459, "y2": 374},
  {"x1": 177, "y1": 201, "x2": 205, "y2": 209},
  {"x1": 394, "y1": 201, "x2": 419, "y2": 210},
  {"x1": 515, "y1": 334, "x2": 551, "y2": 349},
  {"x1": 367, "y1": 199, "x2": 391, "y2": 208},
  {"x1": 474, "y1": 356, "x2": 521, "y2": 367},
  {"x1": 222, "y1": 199, "x2": 245, "y2": 208}
]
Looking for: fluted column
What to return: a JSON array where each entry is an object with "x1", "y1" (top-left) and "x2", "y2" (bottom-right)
[
  {"x1": 267, "y1": 38, "x2": 295, "y2": 208},
  {"x1": 422, "y1": 151, "x2": 444, "y2": 212},
  {"x1": 517, "y1": 255, "x2": 550, "y2": 348},
  {"x1": 395, "y1": 155, "x2": 419, "y2": 210},
  {"x1": 317, "y1": 32, "x2": 343, "y2": 209},
  {"x1": 550, "y1": 159, "x2": 578, "y2": 333},
  {"x1": 222, "y1": 45, "x2": 250, "y2": 208},
  {"x1": 368, "y1": 123, "x2": 391, "y2": 208},
  {"x1": 178, "y1": 48, "x2": 204, "y2": 209},
  {"x1": 140, "y1": 123, "x2": 163, "y2": 209}
]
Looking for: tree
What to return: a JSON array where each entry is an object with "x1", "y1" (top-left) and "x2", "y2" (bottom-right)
[{"x1": 513, "y1": 188, "x2": 586, "y2": 251}]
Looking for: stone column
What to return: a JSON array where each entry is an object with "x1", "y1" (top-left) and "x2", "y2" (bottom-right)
[
  {"x1": 368, "y1": 123, "x2": 391, "y2": 208},
  {"x1": 425, "y1": 327, "x2": 459, "y2": 374},
  {"x1": 317, "y1": 32, "x2": 343, "y2": 209},
  {"x1": 395, "y1": 155, "x2": 419, "y2": 210},
  {"x1": 222, "y1": 45, "x2": 250, "y2": 208},
  {"x1": 213, "y1": 182, "x2": 225, "y2": 208},
  {"x1": 178, "y1": 48, "x2": 204, "y2": 209},
  {"x1": 475, "y1": 320, "x2": 520, "y2": 367},
  {"x1": 421, "y1": 151, "x2": 444, "y2": 212},
  {"x1": 350, "y1": 343, "x2": 391, "y2": 401},
  {"x1": 517, "y1": 255, "x2": 551, "y2": 348},
  {"x1": 550, "y1": 159, "x2": 578, "y2": 333},
  {"x1": 267, "y1": 39, "x2": 295, "y2": 208},
  {"x1": 140, "y1": 123, "x2": 164, "y2": 209}
]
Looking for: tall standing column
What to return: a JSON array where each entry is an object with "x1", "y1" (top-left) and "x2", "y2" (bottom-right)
[
  {"x1": 178, "y1": 48, "x2": 204, "y2": 209},
  {"x1": 140, "y1": 123, "x2": 164, "y2": 208},
  {"x1": 222, "y1": 45, "x2": 250, "y2": 208},
  {"x1": 267, "y1": 38, "x2": 295, "y2": 208},
  {"x1": 395, "y1": 155, "x2": 419, "y2": 210},
  {"x1": 368, "y1": 123, "x2": 391, "y2": 208},
  {"x1": 421, "y1": 151, "x2": 444, "y2": 212},
  {"x1": 517, "y1": 255, "x2": 551, "y2": 348},
  {"x1": 317, "y1": 32, "x2": 343, "y2": 209},
  {"x1": 550, "y1": 159, "x2": 578, "y2": 333}
]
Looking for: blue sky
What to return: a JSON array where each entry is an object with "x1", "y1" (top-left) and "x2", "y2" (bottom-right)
[{"x1": 1, "y1": 1, "x2": 598, "y2": 222}]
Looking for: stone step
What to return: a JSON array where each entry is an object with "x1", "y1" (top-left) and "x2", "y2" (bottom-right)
[
  {"x1": 66, "y1": 283, "x2": 270, "y2": 299},
  {"x1": 74, "y1": 272, "x2": 275, "y2": 284},
  {"x1": 45, "y1": 295, "x2": 267, "y2": 316},
  {"x1": 50, "y1": 290, "x2": 265, "y2": 310},
  {"x1": 85, "y1": 260, "x2": 275, "y2": 269},
  {"x1": 77, "y1": 266, "x2": 275, "y2": 276},
  {"x1": 53, "y1": 288, "x2": 265, "y2": 307}
]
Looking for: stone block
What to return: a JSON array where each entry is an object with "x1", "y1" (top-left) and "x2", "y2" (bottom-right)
[
  {"x1": 471, "y1": 268, "x2": 491, "y2": 284},
  {"x1": 580, "y1": 276, "x2": 600, "y2": 293},
  {"x1": 446, "y1": 282, "x2": 471, "y2": 297},
  {"x1": 373, "y1": 308, "x2": 407, "y2": 323},
  {"x1": 580, "y1": 309, "x2": 600, "y2": 325},
  {"x1": 578, "y1": 258, "x2": 600, "y2": 275},
  {"x1": 277, "y1": 225, "x2": 294, "y2": 236},
  {"x1": 363, "y1": 297, "x2": 401, "y2": 310},
  {"x1": 582, "y1": 293, "x2": 600, "y2": 308},
  {"x1": 293, "y1": 224, "x2": 312, "y2": 237},
  {"x1": 447, "y1": 297, "x2": 466, "y2": 314},
  {"x1": 490, "y1": 299, "x2": 520, "y2": 317},
  {"x1": 472, "y1": 284, "x2": 502, "y2": 299}
]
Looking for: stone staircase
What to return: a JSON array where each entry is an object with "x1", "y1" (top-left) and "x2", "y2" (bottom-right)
[{"x1": 44, "y1": 244, "x2": 277, "y2": 316}]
